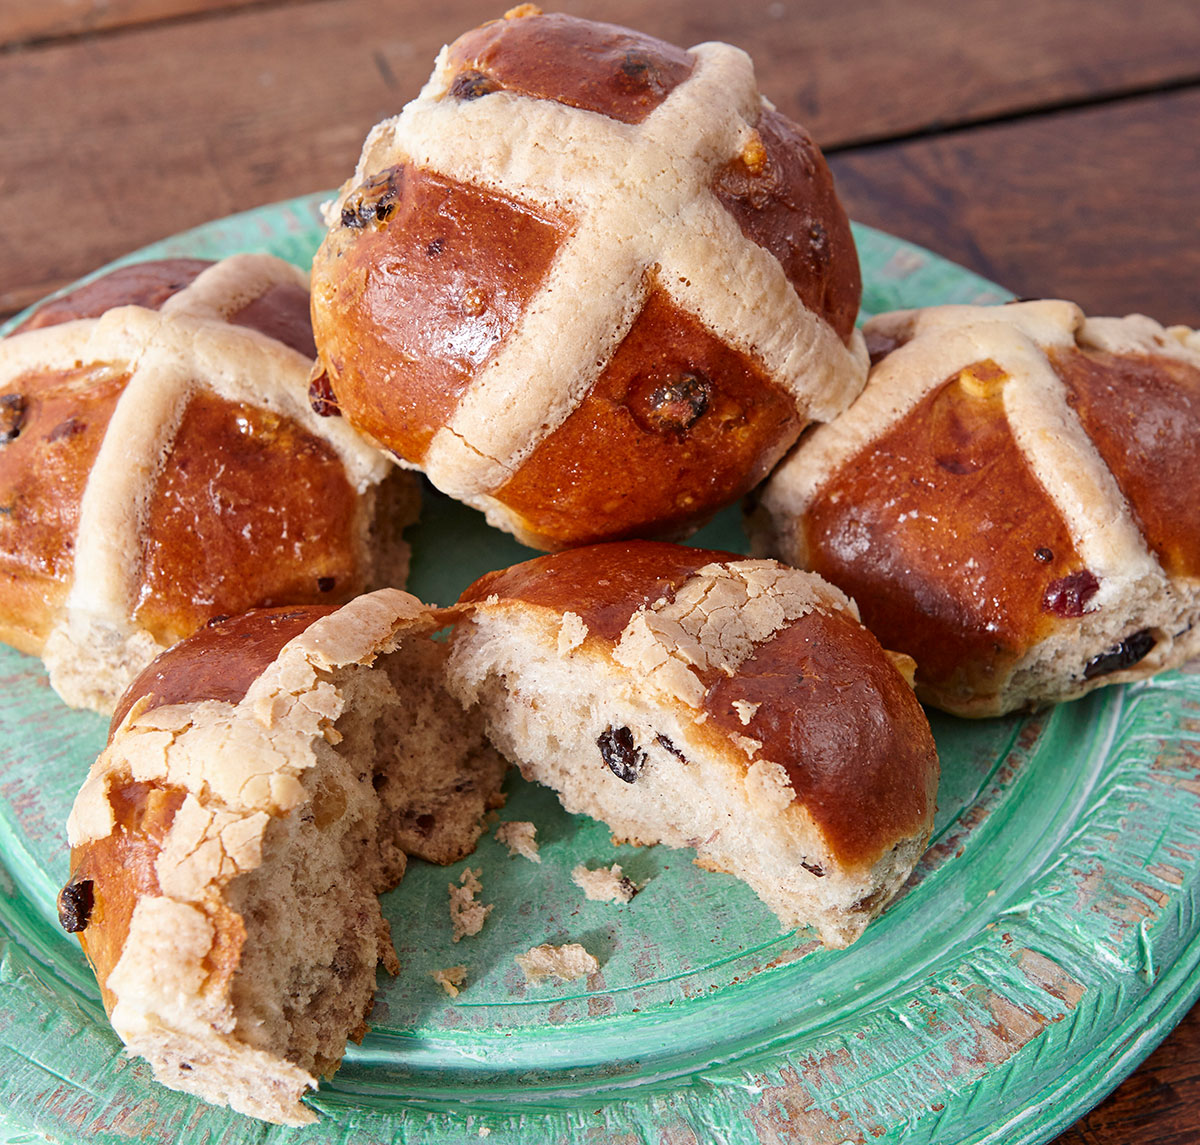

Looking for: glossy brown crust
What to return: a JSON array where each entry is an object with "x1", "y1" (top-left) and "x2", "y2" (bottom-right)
[
  {"x1": 0, "y1": 365, "x2": 129, "y2": 654},
  {"x1": 492, "y1": 288, "x2": 805, "y2": 548},
  {"x1": 1051, "y1": 346, "x2": 1200, "y2": 579},
  {"x1": 459, "y1": 540, "x2": 739, "y2": 643},
  {"x1": 132, "y1": 393, "x2": 363, "y2": 648},
  {"x1": 713, "y1": 107, "x2": 861, "y2": 344},
  {"x1": 66, "y1": 781, "x2": 202, "y2": 1014},
  {"x1": 446, "y1": 10, "x2": 694, "y2": 126},
  {"x1": 11, "y1": 260, "x2": 213, "y2": 334},
  {"x1": 703, "y1": 608, "x2": 937, "y2": 870},
  {"x1": 110, "y1": 606, "x2": 336, "y2": 735},
  {"x1": 228, "y1": 281, "x2": 317, "y2": 359},
  {"x1": 311, "y1": 164, "x2": 567, "y2": 462},
  {"x1": 802, "y1": 361, "x2": 1088, "y2": 706},
  {"x1": 462, "y1": 540, "x2": 935, "y2": 870}
]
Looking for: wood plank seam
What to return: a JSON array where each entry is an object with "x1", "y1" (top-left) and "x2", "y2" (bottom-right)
[
  {"x1": 0, "y1": 0, "x2": 319, "y2": 53},
  {"x1": 823, "y1": 72, "x2": 1200, "y2": 154}
]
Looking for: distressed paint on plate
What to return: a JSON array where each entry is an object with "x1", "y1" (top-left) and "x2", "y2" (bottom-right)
[{"x1": 0, "y1": 197, "x2": 1197, "y2": 1145}]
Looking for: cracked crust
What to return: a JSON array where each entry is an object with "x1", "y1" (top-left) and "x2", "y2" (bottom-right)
[
  {"x1": 610, "y1": 557, "x2": 856, "y2": 709},
  {"x1": 0, "y1": 254, "x2": 417, "y2": 714},
  {"x1": 62, "y1": 589, "x2": 507, "y2": 1125},
  {"x1": 751, "y1": 302, "x2": 1200, "y2": 715},
  {"x1": 447, "y1": 541, "x2": 938, "y2": 947}
]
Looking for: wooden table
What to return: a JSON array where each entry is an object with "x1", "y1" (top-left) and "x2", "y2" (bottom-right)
[{"x1": 1, "y1": 1, "x2": 1197, "y2": 1141}]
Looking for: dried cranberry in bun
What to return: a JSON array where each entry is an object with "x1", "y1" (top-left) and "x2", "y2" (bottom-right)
[{"x1": 311, "y1": 8, "x2": 867, "y2": 550}]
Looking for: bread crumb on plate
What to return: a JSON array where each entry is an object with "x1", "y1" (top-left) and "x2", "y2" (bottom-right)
[
  {"x1": 495, "y1": 820, "x2": 541, "y2": 862},
  {"x1": 515, "y1": 942, "x2": 600, "y2": 984},
  {"x1": 571, "y1": 863, "x2": 639, "y2": 903},
  {"x1": 431, "y1": 965, "x2": 468, "y2": 997},
  {"x1": 449, "y1": 867, "x2": 493, "y2": 941}
]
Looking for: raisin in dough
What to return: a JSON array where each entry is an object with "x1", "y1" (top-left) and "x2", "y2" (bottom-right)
[
  {"x1": 310, "y1": 8, "x2": 867, "y2": 550},
  {"x1": 60, "y1": 590, "x2": 507, "y2": 1125},
  {"x1": 751, "y1": 301, "x2": 1200, "y2": 716},
  {"x1": 446, "y1": 541, "x2": 939, "y2": 948}
]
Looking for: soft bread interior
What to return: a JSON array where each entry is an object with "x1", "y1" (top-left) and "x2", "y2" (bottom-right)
[
  {"x1": 104, "y1": 729, "x2": 385, "y2": 1126},
  {"x1": 101, "y1": 630, "x2": 505, "y2": 1125},
  {"x1": 1002, "y1": 595, "x2": 1200, "y2": 717},
  {"x1": 362, "y1": 463, "x2": 423, "y2": 594},
  {"x1": 371, "y1": 636, "x2": 509, "y2": 865},
  {"x1": 223, "y1": 737, "x2": 392, "y2": 1091},
  {"x1": 447, "y1": 608, "x2": 919, "y2": 948}
]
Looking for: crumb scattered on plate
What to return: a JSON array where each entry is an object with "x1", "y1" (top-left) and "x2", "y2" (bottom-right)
[
  {"x1": 431, "y1": 965, "x2": 468, "y2": 997},
  {"x1": 571, "y1": 862, "x2": 639, "y2": 903},
  {"x1": 495, "y1": 820, "x2": 541, "y2": 863},
  {"x1": 515, "y1": 942, "x2": 600, "y2": 984},
  {"x1": 449, "y1": 867, "x2": 493, "y2": 942}
]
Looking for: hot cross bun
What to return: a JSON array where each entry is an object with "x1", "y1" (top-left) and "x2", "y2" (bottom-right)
[
  {"x1": 445, "y1": 541, "x2": 938, "y2": 948},
  {"x1": 750, "y1": 301, "x2": 1200, "y2": 716},
  {"x1": 59, "y1": 590, "x2": 507, "y2": 1125},
  {"x1": 310, "y1": 7, "x2": 867, "y2": 550},
  {"x1": 0, "y1": 254, "x2": 418, "y2": 713}
]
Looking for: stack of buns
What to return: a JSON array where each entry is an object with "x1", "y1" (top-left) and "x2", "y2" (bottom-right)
[{"x1": 14, "y1": 3, "x2": 1190, "y2": 1129}]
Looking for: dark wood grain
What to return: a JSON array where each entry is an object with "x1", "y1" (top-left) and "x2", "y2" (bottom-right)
[
  {"x1": 1053, "y1": 1002, "x2": 1200, "y2": 1144},
  {"x1": 0, "y1": 0, "x2": 497, "y2": 317},
  {"x1": 0, "y1": 0, "x2": 282, "y2": 46},
  {"x1": 3, "y1": 0, "x2": 1200, "y2": 317},
  {"x1": 830, "y1": 87, "x2": 1200, "y2": 325}
]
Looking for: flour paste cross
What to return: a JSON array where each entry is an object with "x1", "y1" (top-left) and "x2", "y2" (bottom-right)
[
  {"x1": 0, "y1": 255, "x2": 387, "y2": 703},
  {"x1": 350, "y1": 42, "x2": 866, "y2": 498},
  {"x1": 762, "y1": 302, "x2": 1200, "y2": 613}
]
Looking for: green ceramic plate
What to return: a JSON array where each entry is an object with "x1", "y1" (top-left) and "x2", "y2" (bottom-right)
[{"x1": 1, "y1": 197, "x2": 1197, "y2": 1145}]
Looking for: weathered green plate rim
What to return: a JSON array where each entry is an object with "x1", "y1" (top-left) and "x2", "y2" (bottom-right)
[{"x1": 0, "y1": 195, "x2": 1196, "y2": 1144}]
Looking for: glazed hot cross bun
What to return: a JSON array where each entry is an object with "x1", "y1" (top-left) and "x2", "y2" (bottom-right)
[
  {"x1": 446, "y1": 541, "x2": 939, "y2": 948},
  {"x1": 310, "y1": 6, "x2": 867, "y2": 550},
  {"x1": 750, "y1": 301, "x2": 1200, "y2": 716},
  {"x1": 59, "y1": 590, "x2": 507, "y2": 1125},
  {"x1": 0, "y1": 254, "x2": 418, "y2": 713}
]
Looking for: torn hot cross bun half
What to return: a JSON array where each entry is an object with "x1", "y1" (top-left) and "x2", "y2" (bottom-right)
[
  {"x1": 0, "y1": 253, "x2": 419, "y2": 713},
  {"x1": 445, "y1": 541, "x2": 939, "y2": 949},
  {"x1": 749, "y1": 301, "x2": 1200, "y2": 717},
  {"x1": 58, "y1": 589, "x2": 507, "y2": 1125},
  {"x1": 309, "y1": 6, "x2": 867, "y2": 551}
]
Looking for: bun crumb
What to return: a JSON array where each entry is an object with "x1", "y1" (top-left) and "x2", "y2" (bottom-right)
[
  {"x1": 515, "y1": 942, "x2": 600, "y2": 984},
  {"x1": 450, "y1": 867, "x2": 493, "y2": 941},
  {"x1": 495, "y1": 820, "x2": 541, "y2": 863},
  {"x1": 571, "y1": 863, "x2": 639, "y2": 903},
  {"x1": 431, "y1": 966, "x2": 468, "y2": 997}
]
